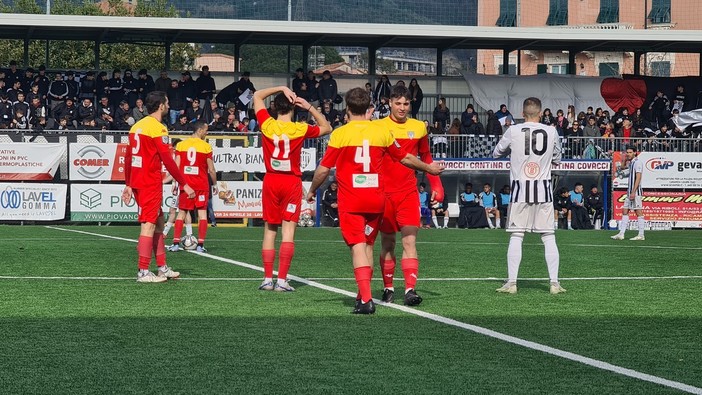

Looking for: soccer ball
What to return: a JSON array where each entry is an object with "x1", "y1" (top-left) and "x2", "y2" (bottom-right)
[{"x1": 182, "y1": 235, "x2": 198, "y2": 250}]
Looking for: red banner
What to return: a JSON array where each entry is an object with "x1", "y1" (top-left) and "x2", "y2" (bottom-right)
[{"x1": 612, "y1": 191, "x2": 702, "y2": 221}]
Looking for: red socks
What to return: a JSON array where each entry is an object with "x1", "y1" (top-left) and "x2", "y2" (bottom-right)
[
  {"x1": 401, "y1": 258, "x2": 419, "y2": 291},
  {"x1": 137, "y1": 235, "x2": 153, "y2": 270},
  {"x1": 278, "y1": 242, "x2": 295, "y2": 281},
  {"x1": 153, "y1": 232, "x2": 166, "y2": 267},
  {"x1": 173, "y1": 219, "x2": 184, "y2": 244},
  {"x1": 197, "y1": 219, "x2": 208, "y2": 244},
  {"x1": 262, "y1": 249, "x2": 275, "y2": 279},
  {"x1": 354, "y1": 266, "x2": 373, "y2": 303},
  {"x1": 381, "y1": 258, "x2": 396, "y2": 289}
]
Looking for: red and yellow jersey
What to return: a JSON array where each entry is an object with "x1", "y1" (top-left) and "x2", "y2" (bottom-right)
[
  {"x1": 175, "y1": 137, "x2": 213, "y2": 191},
  {"x1": 256, "y1": 109, "x2": 320, "y2": 176},
  {"x1": 376, "y1": 116, "x2": 432, "y2": 193},
  {"x1": 320, "y1": 120, "x2": 406, "y2": 214},
  {"x1": 126, "y1": 116, "x2": 185, "y2": 189},
  {"x1": 161, "y1": 144, "x2": 175, "y2": 182}
]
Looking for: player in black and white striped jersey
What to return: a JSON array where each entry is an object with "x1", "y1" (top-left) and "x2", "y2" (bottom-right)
[
  {"x1": 492, "y1": 97, "x2": 566, "y2": 295},
  {"x1": 611, "y1": 146, "x2": 646, "y2": 241}
]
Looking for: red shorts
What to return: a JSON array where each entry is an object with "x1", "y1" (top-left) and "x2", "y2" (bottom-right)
[
  {"x1": 379, "y1": 189, "x2": 421, "y2": 233},
  {"x1": 133, "y1": 187, "x2": 163, "y2": 224},
  {"x1": 178, "y1": 190, "x2": 209, "y2": 211},
  {"x1": 262, "y1": 173, "x2": 302, "y2": 225},
  {"x1": 339, "y1": 211, "x2": 383, "y2": 246}
]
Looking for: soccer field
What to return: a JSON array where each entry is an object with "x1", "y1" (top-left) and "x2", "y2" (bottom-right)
[{"x1": 0, "y1": 225, "x2": 700, "y2": 394}]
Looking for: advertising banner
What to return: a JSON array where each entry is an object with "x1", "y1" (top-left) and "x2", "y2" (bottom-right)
[
  {"x1": 0, "y1": 183, "x2": 67, "y2": 220},
  {"x1": 70, "y1": 184, "x2": 176, "y2": 222},
  {"x1": 212, "y1": 147, "x2": 317, "y2": 173},
  {"x1": 69, "y1": 143, "x2": 129, "y2": 181},
  {"x1": 442, "y1": 159, "x2": 610, "y2": 172},
  {"x1": 0, "y1": 143, "x2": 65, "y2": 180},
  {"x1": 213, "y1": 181, "x2": 313, "y2": 218},
  {"x1": 612, "y1": 191, "x2": 702, "y2": 227},
  {"x1": 612, "y1": 152, "x2": 702, "y2": 189}
]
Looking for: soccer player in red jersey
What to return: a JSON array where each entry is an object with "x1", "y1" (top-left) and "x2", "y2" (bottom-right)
[
  {"x1": 253, "y1": 86, "x2": 332, "y2": 292},
  {"x1": 122, "y1": 91, "x2": 195, "y2": 283},
  {"x1": 376, "y1": 85, "x2": 444, "y2": 306},
  {"x1": 307, "y1": 87, "x2": 444, "y2": 314},
  {"x1": 169, "y1": 122, "x2": 217, "y2": 253}
]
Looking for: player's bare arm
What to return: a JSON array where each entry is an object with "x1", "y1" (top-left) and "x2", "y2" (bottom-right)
[
  {"x1": 252, "y1": 86, "x2": 296, "y2": 113},
  {"x1": 400, "y1": 154, "x2": 444, "y2": 176},
  {"x1": 207, "y1": 158, "x2": 217, "y2": 194},
  {"x1": 295, "y1": 96, "x2": 332, "y2": 136},
  {"x1": 307, "y1": 165, "x2": 331, "y2": 203}
]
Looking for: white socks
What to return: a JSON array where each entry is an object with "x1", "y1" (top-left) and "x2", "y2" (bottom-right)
[
  {"x1": 507, "y1": 233, "x2": 524, "y2": 283},
  {"x1": 638, "y1": 216, "x2": 645, "y2": 236},
  {"x1": 496, "y1": 218, "x2": 501, "y2": 228},
  {"x1": 618, "y1": 215, "x2": 629, "y2": 235},
  {"x1": 163, "y1": 222, "x2": 172, "y2": 236},
  {"x1": 185, "y1": 224, "x2": 193, "y2": 236},
  {"x1": 567, "y1": 220, "x2": 572, "y2": 230},
  {"x1": 432, "y1": 216, "x2": 439, "y2": 228},
  {"x1": 542, "y1": 233, "x2": 560, "y2": 283}
]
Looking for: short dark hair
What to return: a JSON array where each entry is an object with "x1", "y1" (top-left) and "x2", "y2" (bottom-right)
[
  {"x1": 192, "y1": 121, "x2": 207, "y2": 132},
  {"x1": 575, "y1": 182, "x2": 583, "y2": 188},
  {"x1": 389, "y1": 85, "x2": 411, "y2": 101},
  {"x1": 419, "y1": 182, "x2": 426, "y2": 188},
  {"x1": 145, "y1": 91, "x2": 167, "y2": 114},
  {"x1": 484, "y1": 183, "x2": 491, "y2": 187},
  {"x1": 273, "y1": 93, "x2": 294, "y2": 115},
  {"x1": 345, "y1": 87, "x2": 370, "y2": 116},
  {"x1": 465, "y1": 182, "x2": 473, "y2": 188},
  {"x1": 625, "y1": 145, "x2": 636, "y2": 152}
]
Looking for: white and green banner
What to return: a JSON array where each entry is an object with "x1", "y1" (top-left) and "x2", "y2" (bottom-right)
[{"x1": 70, "y1": 184, "x2": 176, "y2": 222}]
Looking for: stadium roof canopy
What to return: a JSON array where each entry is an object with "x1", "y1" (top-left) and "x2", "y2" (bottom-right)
[{"x1": 0, "y1": 13, "x2": 701, "y2": 53}]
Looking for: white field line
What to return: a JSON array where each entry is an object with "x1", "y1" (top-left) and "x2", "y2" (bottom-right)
[
  {"x1": 39, "y1": 226, "x2": 702, "y2": 394},
  {"x1": 0, "y1": 276, "x2": 263, "y2": 281}
]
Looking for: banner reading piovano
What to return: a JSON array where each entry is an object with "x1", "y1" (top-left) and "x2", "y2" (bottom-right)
[
  {"x1": 0, "y1": 143, "x2": 65, "y2": 180},
  {"x1": 70, "y1": 184, "x2": 177, "y2": 222}
]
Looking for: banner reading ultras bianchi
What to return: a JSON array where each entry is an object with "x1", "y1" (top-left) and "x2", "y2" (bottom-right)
[
  {"x1": 0, "y1": 143, "x2": 65, "y2": 180},
  {"x1": 0, "y1": 183, "x2": 67, "y2": 220}
]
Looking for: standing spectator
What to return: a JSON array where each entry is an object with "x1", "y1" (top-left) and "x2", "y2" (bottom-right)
[
  {"x1": 555, "y1": 109, "x2": 568, "y2": 136},
  {"x1": 137, "y1": 69, "x2": 155, "y2": 101},
  {"x1": 65, "y1": 71, "x2": 79, "y2": 101},
  {"x1": 306, "y1": 71, "x2": 318, "y2": 104},
  {"x1": 671, "y1": 84, "x2": 688, "y2": 113},
  {"x1": 95, "y1": 71, "x2": 109, "y2": 100},
  {"x1": 291, "y1": 68, "x2": 305, "y2": 96},
  {"x1": 27, "y1": 83, "x2": 43, "y2": 106},
  {"x1": 408, "y1": 78, "x2": 423, "y2": 119},
  {"x1": 486, "y1": 109, "x2": 502, "y2": 136},
  {"x1": 585, "y1": 185, "x2": 603, "y2": 230},
  {"x1": 48, "y1": 73, "x2": 68, "y2": 114},
  {"x1": 0, "y1": 94, "x2": 13, "y2": 126},
  {"x1": 460, "y1": 104, "x2": 475, "y2": 134},
  {"x1": 497, "y1": 184, "x2": 511, "y2": 229},
  {"x1": 566, "y1": 105, "x2": 576, "y2": 126},
  {"x1": 648, "y1": 90, "x2": 670, "y2": 128},
  {"x1": 566, "y1": 120, "x2": 583, "y2": 157},
  {"x1": 79, "y1": 71, "x2": 97, "y2": 103},
  {"x1": 232, "y1": 71, "x2": 255, "y2": 117},
  {"x1": 541, "y1": 108, "x2": 555, "y2": 125},
  {"x1": 167, "y1": 79, "x2": 185, "y2": 126},
  {"x1": 317, "y1": 70, "x2": 338, "y2": 105},
  {"x1": 321, "y1": 181, "x2": 339, "y2": 227},
  {"x1": 179, "y1": 71, "x2": 197, "y2": 106},
  {"x1": 107, "y1": 69, "x2": 124, "y2": 105},
  {"x1": 35, "y1": 65, "x2": 50, "y2": 102},
  {"x1": 21, "y1": 67, "x2": 34, "y2": 93},
  {"x1": 132, "y1": 98, "x2": 147, "y2": 122},
  {"x1": 122, "y1": 70, "x2": 139, "y2": 107},
  {"x1": 432, "y1": 97, "x2": 450, "y2": 131},
  {"x1": 195, "y1": 66, "x2": 216, "y2": 103},
  {"x1": 154, "y1": 70, "x2": 171, "y2": 93},
  {"x1": 5, "y1": 61, "x2": 22, "y2": 86},
  {"x1": 467, "y1": 113, "x2": 485, "y2": 135},
  {"x1": 495, "y1": 104, "x2": 513, "y2": 123},
  {"x1": 479, "y1": 183, "x2": 500, "y2": 229},
  {"x1": 373, "y1": 75, "x2": 392, "y2": 105}
]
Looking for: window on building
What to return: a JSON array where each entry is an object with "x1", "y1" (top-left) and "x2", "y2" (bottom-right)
[
  {"x1": 546, "y1": 0, "x2": 568, "y2": 26},
  {"x1": 649, "y1": 0, "x2": 671, "y2": 24},
  {"x1": 550, "y1": 64, "x2": 568, "y2": 74},
  {"x1": 650, "y1": 61, "x2": 671, "y2": 77},
  {"x1": 498, "y1": 64, "x2": 517, "y2": 75},
  {"x1": 597, "y1": 0, "x2": 619, "y2": 23},
  {"x1": 496, "y1": 0, "x2": 517, "y2": 27},
  {"x1": 599, "y1": 62, "x2": 620, "y2": 76}
]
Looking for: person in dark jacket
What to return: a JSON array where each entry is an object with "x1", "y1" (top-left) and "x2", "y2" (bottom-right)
[
  {"x1": 137, "y1": 69, "x2": 155, "y2": 100},
  {"x1": 107, "y1": 69, "x2": 124, "y2": 105},
  {"x1": 185, "y1": 99, "x2": 205, "y2": 123},
  {"x1": 432, "y1": 97, "x2": 450, "y2": 131},
  {"x1": 485, "y1": 109, "x2": 502, "y2": 136},
  {"x1": 79, "y1": 71, "x2": 97, "y2": 103},
  {"x1": 77, "y1": 98, "x2": 95, "y2": 124},
  {"x1": 585, "y1": 185, "x2": 603, "y2": 230},
  {"x1": 35, "y1": 65, "x2": 50, "y2": 101},
  {"x1": 95, "y1": 71, "x2": 109, "y2": 101},
  {"x1": 53, "y1": 97, "x2": 78, "y2": 127},
  {"x1": 48, "y1": 72, "x2": 69, "y2": 113},
  {"x1": 291, "y1": 68, "x2": 306, "y2": 96},
  {"x1": 0, "y1": 94, "x2": 13, "y2": 127},
  {"x1": 553, "y1": 188, "x2": 571, "y2": 230},
  {"x1": 65, "y1": 70, "x2": 79, "y2": 101},
  {"x1": 373, "y1": 75, "x2": 392, "y2": 105},
  {"x1": 179, "y1": 71, "x2": 197, "y2": 106},
  {"x1": 460, "y1": 104, "x2": 476, "y2": 134},
  {"x1": 306, "y1": 71, "x2": 318, "y2": 103},
  {"x1": 317, "y1": 70, "x2": 338, "y2": 105},
  {"x1": 408, "y1": 78, "x2": 423, "y2": 119},
  {"x1": 167, "y1": 79, "x2": 186, "y2": 126},
  {"x1": 321, "y1": 181, "x2": 339, "y2": 227},
  {"x1": 96, "y1": 96, "x2": 114, "y2": 118},
  {"x1": 21, "y1": 67, "x2": 35, "y2": 93},
  {"x1": 648, "y1": 90, "x2": 670, "y2": 128},
  {"x1": 5, "y1": 61, "x2": 22, "y2": 86},
  {"x1": 154, "y1": 70, "x2": 171, "y2": 93},
  {"x1": 466, "y1": 113, "x2": 485, "y2": 135},
  {"x1": 122, "y1": 69, "x2": 139, "y2": 108},
  {"x1": 195, "y1": 66, "x2": 216, "y2": 102},
  {"x1": 232, "y1": 71, "x2": 255, "y2": 112}
]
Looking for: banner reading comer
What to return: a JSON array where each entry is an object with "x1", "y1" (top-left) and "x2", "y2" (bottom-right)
[
  {"x1": 612, "y1": 152, "x2": 702, "y2": 189},
  {"x1": 212, "y1": 147, "x2": 317, "y2": 173},
  {"x1": 0, "y1": 143, "x2": 65, "y2": 180},
  {"x1": 612, "y1": 190, "x2": 702, "y2": 226},
  {"x1": 0, "y1": 183, "x2": 66, "y2": 220},
  {"x1": 69, "y1": 143, "x2": 128, "y2": 181},
  {"x1": 70, "y1": 184, "x2": 176, "y2": 222}
]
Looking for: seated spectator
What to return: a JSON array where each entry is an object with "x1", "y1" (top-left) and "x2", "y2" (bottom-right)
[
  {"x1": 238, "y1": 118, "x2": 249, "y2": 132},
  {"x1": 0, "y1": 94, "x2": 14, "y2": 125},
  {"x1": 12, "y1": 92, "x2": 29, "y2": 120},
  {"x1": 10, "y1": 108, "x2": 29, "y2": 129},
  {"x1": 32, "y1": 116, "x2": 54, "y2": 131},
  {"x1": 186, "y1": 98, "x2": 204, "y2": 123},
  {"x1": 418, "y1": 182, "x2": 431, "y2": 229},
  {"x1": 56, "y1": 116, "x2": 75, "y2": 131},
  {"x1": 501, "y1": 117, "x2": 512, "y2": 135},
  {"x1": 555, "y1": 109, "x2": 568, "y2": 136},
  {"x1": 541, "y1": 108, "x2": 555, "y2": 126},
  {"x1": 27, "y1": 84, "x2": 43, "y2": 106},
  {"x1": 7, "y1": 80, "x2": 23, "y2": 103},
  {"x1": 114, "y1": 100, "x2": 132, "y2": 130},
  {"x1": 53, "y1": 97, "x2": 77, "y2": 127},
  {"x1": 497, "y1": 184, "x2": 511, "y2": 229},
  {"x1": 479, "y1": 183, "x2": 500, "y2": 229},
  {"x1": 173, "y1": 113, "x2": 191, "y2": 131},
  {"x1": 321, "y1": 181, "x2": 339, "y2": 227},
  {"x1": 585, "y1": 184, "x2": 603, "y2": 230},
  {"x1": 457, "y1": 183, "x2": 489, "y2": 229},
  {"x1": 132, "y1": 98, "x2": 147, "y2": 122},
  {"x1": 209, "y1": 112, "x2": 224, "y2": 131},
  {"x1": 569, "y1": 183, "x2": 592, "y2": 229},
  {"x1": 669, "y1": 109, "x2": 692, "y2": 139},
  {"x1": 376, "y1": 96, "x2": 390, "y2": 119},
  {"x1": 96, "y1": 108, "x2": 115, "y2": 130},
  {"x1": 96, "y1": 96, "x2": 114, "y2": 118},
  {"x1": 553, "y1": 187, "x2": 572, "y2": 230},
  {"x1": 79, "y1": 118, "x2": 99, "y2": 131},
  {"x1": 222, "y1": 113, "x2": 238, "y2": 132},
  {"x1": 430, "y1": 191, "x2": 450, "y2": 229},
  {"x1": 582, "y1": 116, "x2": 600, "y2": 138},
  {"x1": 28, "y1": 97, "x2": 49, "y2": 122},
  {"x1": 321, "y1": 101, "x2": 341, "y2": 128},
  {"x1": 466, "y1": 113, "x2": 485, "y2": 135},
  {"x1": 495, "y1": 104, "x2": 513, "y2": 123},
  {"x1": 77, "y1": 98, "x2": 95, "y2": 124}
]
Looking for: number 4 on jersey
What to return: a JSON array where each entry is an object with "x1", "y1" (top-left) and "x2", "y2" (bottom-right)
[{"x1": 354, "y1": 140, "x2": 371, "y2": 172}]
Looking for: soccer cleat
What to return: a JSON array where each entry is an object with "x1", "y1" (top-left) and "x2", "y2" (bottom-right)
[
  {"x1": 496, "y1": 282, "x2": 517, "y2": 294},
  {"x1": 630, "y1": 235, "x2": 645, "y2": 241},
  {"x1": 352, "y1": 300, "x2": 376, "y2": 314},
  {"x1": 403, "y1": 289, "x2": 423, "y2": 306},
  {"x1": 136, "y1": 271, "x2": 167, "y2": 283},
  {"x1": 196, "y1": 246, "x2": 208, "y2": 253},
  {"x1": 166, "y1": 244, "x2": 180, "y2": 252},
  {"x1": 258, "y1": 280, "x2": 274, "y2": 291},
  {"x1": 381, "y1": 288, "x2": 395, "y2": 303},
  {"x1": 157, "y1": 266, "x2": 180, "y2": 280},
  {"x1": 550, "y1": 283, "x2": 567, "y2": 294},
  {"x1": 610, "y1": 234, "x2": 625, "y2": 240},
  {"x1": 274, "y1": 280, "x2": 295, "y2": 292}
]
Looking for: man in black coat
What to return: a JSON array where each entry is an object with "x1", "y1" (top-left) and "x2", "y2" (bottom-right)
[
  {"x1": 137, "y1": 69, "x2": 155, "y2": 101},
  {"x1": 195, "y1": 66, "x2": 216, "y2": 103},
  {"x1": 585, "y1": 185, "x2": 604, "y2": 230}
]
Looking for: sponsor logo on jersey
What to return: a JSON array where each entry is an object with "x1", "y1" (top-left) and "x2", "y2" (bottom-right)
[
  {"x1": 408, "y1": 131, "x2": 415, "y2": 139},
  {"x1": 523, "y1": 162, "x2": 540, "y2": 178}
]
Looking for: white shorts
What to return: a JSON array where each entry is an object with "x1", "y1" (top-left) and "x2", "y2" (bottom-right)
[
  {"x1": 506, "y1": 202, "x2": 554, "y2": 233},
  {"x1": 622, "y1": 195, "x2": 643, "y2": 210}
]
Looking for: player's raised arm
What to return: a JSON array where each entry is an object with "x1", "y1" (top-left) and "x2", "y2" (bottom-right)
[
  {"x1": 296, "y1": 97, "x2": 332, "y2": 136},
  {"x1": 252, "y1": 86, "x2": 295, "y2": 114}
]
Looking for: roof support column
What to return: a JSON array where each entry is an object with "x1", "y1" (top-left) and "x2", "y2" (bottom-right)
[
  {"x1": 165, "y1": 41, "x2": 171, "y2": 71},
  {"x1": 23, "y1": 38, "x2": 29, "y2": 68},
  {"x1": 234, "y1": 44, "x2": 241, "y2": 73},
  {"x1": 368, "y1": 45, "x2": 377, "y2": 78},
  {"x1": 45, "y1": 40, "x2": 49, "y2": 69},
  {"x1": 517, "y1": 50, "x2": 521, "y2": 75},
  {"x1": 302, "y1": 45, "x2": 309, "y2": 71},
  {"x1": 634, "y1": 51, "x2": 642, "y2": 76},
  {"x1": 568, "y1": 51, "x2": 576, "y2": 75},
  {"x1": 437, "y1": 48, "x2": 444, "y2": 96},
  {"x1": 286, "y1": 45, "x2": 292, "y2": 86},
  {"x1": 94, "y1": 40, "x2": 100, "y2": 70},
  {"x1": 502, "y1": 49, "x2": 510, "y2": 75},
  {"x1": 699, "y1": 53, "x2": 702, "y2": 77}
]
